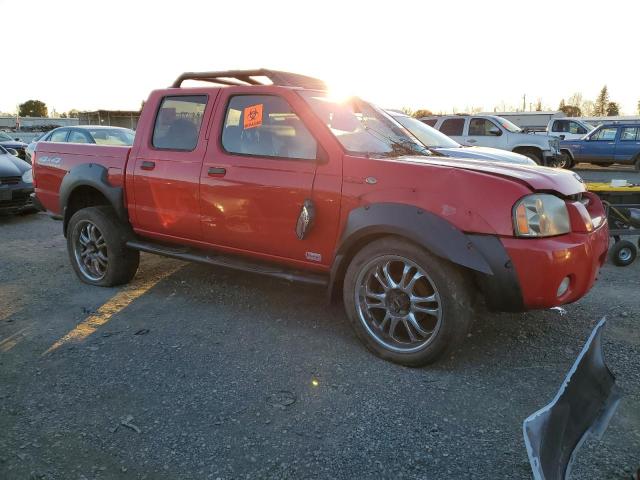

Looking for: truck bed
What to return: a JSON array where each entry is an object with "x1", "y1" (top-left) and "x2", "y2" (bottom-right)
[{"x1": 33, "y1": 142, "x2": 131, "y2": 216}]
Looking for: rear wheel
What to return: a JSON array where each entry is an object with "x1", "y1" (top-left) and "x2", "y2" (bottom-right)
[
  {"x1": 343, "y1": 237, "x2": 474, "y2": 367},
  {"x1": 518, "y1": 149, "x2": 542, "y2": 165},
  {"x1": 67, "y1": 206, "x2": 139, "y2": 286},
  {"x1": 610, "y1": 240, "x2": 637, "y2": 267}
]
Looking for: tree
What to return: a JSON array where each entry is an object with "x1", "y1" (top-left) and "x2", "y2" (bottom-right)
[
  {"x1": 18, "y1": 99, "x2": 48, "y2": 117},
  {"x1": 412, "y1": 109, "x2": 433, "y2": 118},
  {"x1": 581, "y1": 100, "x2": 595, "y2": 116},
  {"x1": 535, "y1": 98, "x2": 542, "y2": 111},
  {"x1": 567, "y1": 92, "x2": 583, "y2": 109},
  {"x1": 637, "y1": 100, "x2": 640, "y2": 115},
  {"x1": 606, "y1": 101, "x2": 620, "y2": 116},
  {"x1": 67, "y1": 109, "x2": 80, "y2": 118},
  {"x1": 560, "y1": 104, "x2": 581, "y2": 117},
  {"x1": 594, "y1": 85, "x2": 610, "y2": 116}
]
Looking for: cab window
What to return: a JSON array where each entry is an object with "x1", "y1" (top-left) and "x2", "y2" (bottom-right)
[
  {"x1": 439, "y1": 118, "x2": 464, "y2": 136},
  {"x1": 152, "y1": 95, "x2": 207, "y2": 151},
  {"x1": 568, "y1": 121, "x2": 587, "y2": 135},
  {"x1": 591, "y1": 127, "x2": 617, "y2": 141},
  {"x1": 221, "y1": 95, "x2": 317, "y2": 160},
  {"x1": 469, "y1": 118, "x2": 499, "y2": 136},
  {"x1": 620, "y1": 127, "x2": 639, "y2": 141},
  {"x1": 421, "y1": 119, "x2": 437, "y2": 127}
]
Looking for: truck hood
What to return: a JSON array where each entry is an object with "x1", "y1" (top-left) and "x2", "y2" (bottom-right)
[{"x1": 399, "y1": 156, "x2": 585, "y2": 196}]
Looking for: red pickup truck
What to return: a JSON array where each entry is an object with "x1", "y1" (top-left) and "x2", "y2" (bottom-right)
[{"x1": 33, "y1": 69, "x2": 609, "y2": 366}]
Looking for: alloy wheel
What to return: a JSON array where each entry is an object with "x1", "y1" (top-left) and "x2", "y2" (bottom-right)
[
  {"x1": 74, "y1": 220, "x2": 108, "y2": 281},
  {"x1": 355, "y1": 255, "x2": 442, "y2": 353}
]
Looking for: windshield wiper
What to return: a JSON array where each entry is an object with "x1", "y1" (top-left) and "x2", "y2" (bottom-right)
[{"x1": 362, "y1": 124, "x2": 430, "y2": 157}]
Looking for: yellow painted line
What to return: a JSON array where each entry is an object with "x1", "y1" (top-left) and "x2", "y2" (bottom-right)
[{"x1": 43, "y1": 265, "x2": 182, "y2": 356}]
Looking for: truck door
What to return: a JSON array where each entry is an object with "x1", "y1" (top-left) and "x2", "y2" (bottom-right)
[
  {"x1": 438, "y1": 117, "x2": 466, "y2": 144},
  {"x1": 615, "y1": 127, "x2": 640, "y2": 163},
  {"x1": 583, "y1": 126, "x2": 618, "y2": 164},
  {"x1": 132, "y1": 93, "x2": 217, "y2": 240},
  {"x1": 199, "y1": 91, "x2": 341, "y2": 267},
  {"x1": 465, "y1": 117, "x2": 506, "y2": 149}
]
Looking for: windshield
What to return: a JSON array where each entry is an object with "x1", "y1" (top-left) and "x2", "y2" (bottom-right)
[
  {"x1": 298, "y1": 91, "x2": 428, "y2": 158},
  {"x1": 88, "y1": 128, "x2": 135, "y2": 146},
  {"x1": 0, "y1": 131, "x2": 13, "y2": 141},
  {"x1": 392, "y1": 115, "x2": 461, "y2": 148},
  {"x1": 494, "y1": 116, "x2": 522, "y2": 133}
]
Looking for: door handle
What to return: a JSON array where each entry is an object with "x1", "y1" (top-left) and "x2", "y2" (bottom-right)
[
  {"x1": 208, "y1": 167, "x2": 226, "y2": 176},
  {"x1": 467, "y1": 139, "x2": 477, "y2": 143},
  {"x1": 140, "y1": 161, "x2": 155, "y2": 170}
]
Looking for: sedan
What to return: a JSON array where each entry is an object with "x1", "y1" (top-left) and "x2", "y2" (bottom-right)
[
  {"x1": 0, "y1": 145, "x2": 34, "y2": 214},
  {"x1": 0, "y1": 130, "x2": 28, "y2": 161},
  {"x1": 25, "y1": 125, "x2": 135, "y2": 163},
  {"x1": 390, "y1": 113, "x2": 536, "y2": 165}
]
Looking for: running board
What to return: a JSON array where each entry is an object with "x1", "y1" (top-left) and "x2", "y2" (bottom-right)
[{"x1": 126, "y1": 240, "x2": 328, "y2": 286}]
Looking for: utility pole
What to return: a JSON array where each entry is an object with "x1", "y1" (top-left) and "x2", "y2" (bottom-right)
[{"x1": 522, "y1": 94, "x2": 526, "y2": 112}]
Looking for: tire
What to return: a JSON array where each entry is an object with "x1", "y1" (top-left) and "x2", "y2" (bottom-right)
[
  {"x1": 520, "y1": 150, "x2": 542, "y2": 165},
  {"x1": 66, "y1": 206, "x2": 139, "y2": 286},
  {"x1": 342, "y1": 236, "x2": 474, "y2": 367},
  {"x1": 610, "y1": 240, "x2": 637, "y2": 267},
  {"x1": 557, "y1": 152, "x2": 574, "y2": 169}
]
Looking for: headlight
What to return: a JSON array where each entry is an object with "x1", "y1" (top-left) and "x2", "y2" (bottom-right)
[
  {"x1": 513, "y1": 194, "x2": 570, "y2": 237},
  {"x1": 22, "y1": 169, "x2": 33, "y2": 184}
]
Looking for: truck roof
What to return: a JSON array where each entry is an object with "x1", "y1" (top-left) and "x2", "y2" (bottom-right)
[{"x1": 171, "y1": 69, "x2": 327, "y2": 90}]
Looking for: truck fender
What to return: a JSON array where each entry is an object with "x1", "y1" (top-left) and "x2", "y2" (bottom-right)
[
  {"x1": 60, "y1": 163, "x2": 127, "y2": 233},
  {"x1": 329, "y1": 203, "x2": 494, "y2": 298}
]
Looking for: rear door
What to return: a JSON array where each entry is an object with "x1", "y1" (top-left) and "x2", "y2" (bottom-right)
[
  {"x1": 615, "y1": 127, "x2": 640, "y2": 163},
  {"x1": 438, "y1": 117, "x2": 466, "y2": 143},
  {"x1": 132, "y1": 93, "x2": 216, "y2": 240},
  {"x1": 199, "y1": 91, "x2": 333, "y2": 264}
]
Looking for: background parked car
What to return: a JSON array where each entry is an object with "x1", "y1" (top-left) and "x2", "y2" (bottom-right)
[
  {"x1": 560, "y1": 123, "x2": 640, "y2": 170},
  {"x1": 0, "y1": 130, "x2": 28, "y2": 161},
  {"x1": 421, "y1": 115, "x2": 563, "y2": 167},
  {"x1": 0, "y1": 145, "x2": 34, "y2": 214},
  {"x1": 390, "y1": 112, "x2": 536, "y2": 165},
  {"x1": 25, "y1": 126, "x2": 135, "y2": 163}
]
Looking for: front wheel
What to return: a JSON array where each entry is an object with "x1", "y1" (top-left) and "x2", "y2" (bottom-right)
[
  {"x1": 67, "y1": 206, "x2": 139, "y2": 286},
  {"x1": 343, "y1": 237, "x2": 474, "y2": 367}
]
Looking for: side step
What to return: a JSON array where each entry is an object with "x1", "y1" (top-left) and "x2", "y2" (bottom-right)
[{"x1": 126, "y1": 240, "x2": 329, "y2": 287}]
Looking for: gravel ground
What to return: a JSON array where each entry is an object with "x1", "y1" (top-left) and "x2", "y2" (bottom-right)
[{"x1": 0, "y1": 211, "x2": 638, "y2": 480}]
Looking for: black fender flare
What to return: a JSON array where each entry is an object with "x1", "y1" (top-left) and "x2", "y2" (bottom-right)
[
  {"x1": 59, "y1": 163, "x2": 126, "y2": 233},
  {"x1": 329, "y1": 203, "x2": 493, "y2": 294}
]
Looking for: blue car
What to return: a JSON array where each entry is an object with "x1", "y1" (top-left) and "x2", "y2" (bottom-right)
[
  {"x1": 560, "y1": 123, "x2": 640, "y2": 170},
  {"x1": 0, "y1": 131, "x2": 28, "y2": 161},
  {"x1": 390, "y1": 113, "x2": 536, "y2": 165}
]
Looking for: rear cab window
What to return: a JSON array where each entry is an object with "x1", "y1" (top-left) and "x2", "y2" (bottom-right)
[
  {"x1": 421, "y1": 119, "x2": 437, "y2": 127},
  {"x1": 221, "y1": 95, "x2": 317, "y2": 160},
  {"x1": 152, "y1": 95, "x2": 207, "y2": 151},
  {"x1": 591, "y1": 127, "x2": 617, "y2": 141},
  {"x1": 620, "y1": 127, "x2": 639, "y2": 141},
  {"x1": 439, "y1": 118, "x2": 465, "y2": 136}
]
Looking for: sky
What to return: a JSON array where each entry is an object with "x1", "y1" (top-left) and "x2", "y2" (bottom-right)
[{"x1": 2, "y1": 0, "x2": 639, "y2": 116}]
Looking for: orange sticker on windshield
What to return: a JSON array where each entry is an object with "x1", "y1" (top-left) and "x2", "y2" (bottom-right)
[{"x1": 243, "y1": 104, "x2": 263, "y2": 129}]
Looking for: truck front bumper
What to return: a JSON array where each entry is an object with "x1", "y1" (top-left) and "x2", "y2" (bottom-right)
[
  {"x1": 468, "y1": 222, "x2": 609, "y2": 311},
  {"x1": 502, "y1": 224, "x2": 609, "y2": 309}
]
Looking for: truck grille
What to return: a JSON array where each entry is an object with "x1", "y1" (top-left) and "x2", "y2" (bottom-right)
[{"x1": 0, "y1": 176, "x2": 21, "y2": 185}]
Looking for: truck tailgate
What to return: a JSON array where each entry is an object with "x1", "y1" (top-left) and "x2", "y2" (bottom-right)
[{"x1": 34, "y1": 142, "x2": 131, "y2": 216}]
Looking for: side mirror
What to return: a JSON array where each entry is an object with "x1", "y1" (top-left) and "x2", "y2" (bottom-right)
[
  {"x1": 559, "y1": 135, "x2": 566, "y2": 140},
  {"x1": 489, "y1": 127, "x2": 502, "y2": 136},
  {"x1": 14, "y1": 137, "x2": 20, "y2": 141}
]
